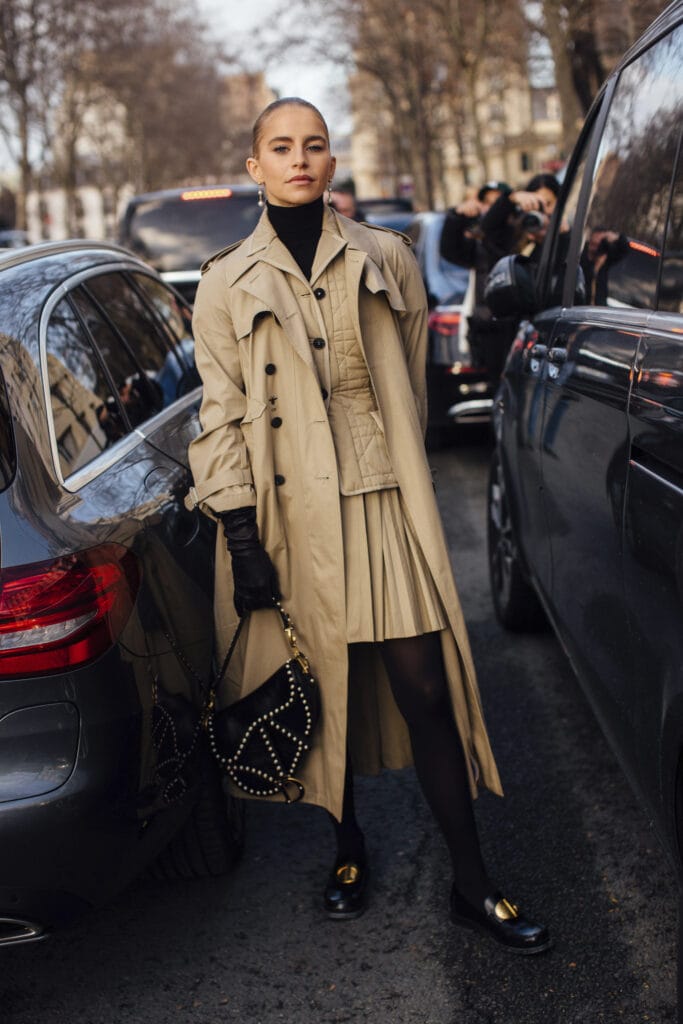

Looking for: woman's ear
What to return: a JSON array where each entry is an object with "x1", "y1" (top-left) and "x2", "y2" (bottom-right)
[{"x1": 246, "y1": 156, "x2": 261, "y2": 184}]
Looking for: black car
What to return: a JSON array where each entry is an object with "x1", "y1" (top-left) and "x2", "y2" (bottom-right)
[
  {"x1": 0, "y1": 240, "x2": 242, "y2": 946},
  {"x1": 118, "y1": 185, "x2": 261, "y2": 303},
  {"x1": 360, "y1": 196, "x2": 415, "y2": 233},
  {"x1": 486, "y1": 1, "x2": 683, "y2": 878},
  {"x1": 407, "y1": 211, "x2": 496, "y2": 443}
]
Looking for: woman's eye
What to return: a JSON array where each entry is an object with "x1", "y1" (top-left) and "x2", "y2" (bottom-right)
[
  {"x1": 273, "y1": 145, "x2": 289, "y2": 153},
  {"x1": 308, "y1": 144, "x2": 324, "y2": 152}
]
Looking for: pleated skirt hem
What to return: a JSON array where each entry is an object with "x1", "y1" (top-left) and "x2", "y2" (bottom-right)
[{"x1": 341, "y1": 487, "x2": 447, "y2": 643}]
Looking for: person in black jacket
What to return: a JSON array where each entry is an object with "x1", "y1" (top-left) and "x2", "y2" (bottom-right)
[{"x1": 441, "y1": 173, "x2": 560, "y2": 380}]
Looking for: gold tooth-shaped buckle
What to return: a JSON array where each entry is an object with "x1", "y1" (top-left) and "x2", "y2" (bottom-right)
[
  {"x1": 494, "y1": 897, "x2": 519, "y2": 920},
  {"x1": 335, "y1": 864, "x2": 360, "y2": 885}
]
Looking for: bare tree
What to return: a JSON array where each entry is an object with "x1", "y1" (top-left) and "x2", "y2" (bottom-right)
[{"x1": 0, "y1": 0, "x2": 55, "y2": 227}]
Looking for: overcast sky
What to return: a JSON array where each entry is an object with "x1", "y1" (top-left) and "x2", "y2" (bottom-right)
[{"x1": 196, "y1": 0, "x2": 350, "y2": 128}]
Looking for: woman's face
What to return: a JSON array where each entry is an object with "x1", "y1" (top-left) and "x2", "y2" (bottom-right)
[
  {"x1": 246, "y1": 105, "x2": 336, "y2": 208},
  {"x1": 535, "y1": 186, "x2": 557, "y2": 215}
]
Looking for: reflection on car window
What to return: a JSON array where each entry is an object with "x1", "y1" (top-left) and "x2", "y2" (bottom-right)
[
  {"x1": 659, "y1": 133, "x2": 683, "y2": 313},
  {"x1": 548, "y1": 110, "x2": 599, "y2": 305},
  {"x1": 130, "y1": 273, "x2": 199, "y2": 400},
  {"x1": 130, "y1": 273, "x2": 192, "y2": 344},
  {"x1": 578, "y1": 25, "x2": 683, "y2": 309},
  {"x1": 70, "y1": 285, "x2": 164, "y2": 429},
  {"x1": 46, "y1": 299, "x2": 128, "y2": 477},
  {"x1": 0, "y1": 367, "x2": 16, "y2": 491}
]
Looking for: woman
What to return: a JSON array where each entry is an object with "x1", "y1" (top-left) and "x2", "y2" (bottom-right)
[{"x1": 187, "y1": 97, "x2": 550, "y2": 954}]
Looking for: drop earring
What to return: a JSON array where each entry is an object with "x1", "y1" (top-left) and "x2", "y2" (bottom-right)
[
  {"x1": 327, "y1": 181, "x2": 332, "y2": 204},
  {"x1": 257, "y1": 184, "x2": 265, "y2": 208}
]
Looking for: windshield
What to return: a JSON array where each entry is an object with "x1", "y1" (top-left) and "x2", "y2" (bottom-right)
[{"x1": 121, "y1": 193, "x2": 262, "y2": 272}]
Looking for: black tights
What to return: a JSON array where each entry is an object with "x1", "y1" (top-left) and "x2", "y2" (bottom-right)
[{"x1": 329, "y1": 633, "x2": 490, "y2": 903}]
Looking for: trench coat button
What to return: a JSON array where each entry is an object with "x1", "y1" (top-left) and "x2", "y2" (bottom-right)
[
  {"x1": 265, "y1": 363, "x2": 276, "y2": 375},
  {"x1": 312, "y1": 337, "x2": 326, "y2": 349},
  {"x1": 321, "y1": 387, "x2": 329, "y2": 400},
  {"x1": 274, "y1": 474, "x2": 285, "y2": 485},
  {"x1": 271, "y1": 416, "x2": 283, "y2": 428},
  {"x1": 313, "y1": 287, "x2": 326, "y2": 299}
]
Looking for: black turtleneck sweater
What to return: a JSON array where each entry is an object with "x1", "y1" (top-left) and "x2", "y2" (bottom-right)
[{"x1": 267, "y1": 197, "x2": 324, "y2": 281}]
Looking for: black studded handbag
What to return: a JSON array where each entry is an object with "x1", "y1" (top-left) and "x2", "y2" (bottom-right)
[{"x1": 204, "y1": 603, "x2": 321, "y2": 803}]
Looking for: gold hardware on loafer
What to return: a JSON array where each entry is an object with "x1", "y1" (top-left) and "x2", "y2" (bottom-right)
[
  {"x1": 335, "y1": 864, "x2": 360, "y2": 885},
  {"x1": 494, "y1": 898, "x2": 519, "y2": 920}
]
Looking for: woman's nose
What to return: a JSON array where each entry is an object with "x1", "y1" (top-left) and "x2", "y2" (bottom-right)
[{"x1": 292, "y1": 148, "x2": 308, "y2": 166}]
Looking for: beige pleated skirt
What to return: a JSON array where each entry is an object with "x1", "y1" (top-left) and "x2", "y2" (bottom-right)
[{"x1": 341, "y1": 486, "x2": 447, "y2": 643}]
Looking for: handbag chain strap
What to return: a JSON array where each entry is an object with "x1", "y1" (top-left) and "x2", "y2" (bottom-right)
[{"x1": 159, "y1": 602, "x2": 307, "y2": 726}]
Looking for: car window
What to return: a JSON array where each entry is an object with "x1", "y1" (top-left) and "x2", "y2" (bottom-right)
[
  {"x1": 545, "y1": 104, "x2": 602, "y2": 305},
  {"x1": 577, "y1": 25, "x2": 683, "y2": 310},
  {"x1": 69, "y1": 284, "x2": 164, "y2": 429},
  {"x1": 658, "y1": 130, "x2": 683, "y2": 313},
  {"x1": 0, "y1": 366, "x2": 16, "y2": 491},
  {"x1": 46, "y1": 298, "x2": 129, "y2": 477},
  {"x1": 128, "y1": 273, "x2": 199, "y2": 400},
  {"x1": 130, "y1": 273, "x2": 192, "y2": 345}
]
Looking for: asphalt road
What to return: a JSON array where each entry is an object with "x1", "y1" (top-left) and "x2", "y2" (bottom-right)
[{"x1": 2, "y1": 433, "x2": 678, "y2": 1023}]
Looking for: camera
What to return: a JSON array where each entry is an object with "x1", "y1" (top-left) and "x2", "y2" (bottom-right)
[
  {"x1": 516, "y1": 207, "x2": 548, "y2": 232},
  {"x1": 462, "y1": 214, "x2": 484, "y2": 239}
]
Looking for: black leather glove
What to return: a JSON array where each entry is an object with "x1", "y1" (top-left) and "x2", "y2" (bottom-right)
[{"x1": 219, "y1": 506, "x2": 281, "y2": 617}]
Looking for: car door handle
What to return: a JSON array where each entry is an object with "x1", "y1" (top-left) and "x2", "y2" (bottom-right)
[
  {"x1": 547, "y1": 347, "x2": 568, "y2": 365},
  {"x1": 530, "y1": 343, "x2": 547, "y2": 358}
]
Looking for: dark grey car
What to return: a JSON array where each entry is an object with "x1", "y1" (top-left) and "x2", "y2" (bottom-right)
[
  {"x1": 485, "y1": 1, "x2": 683, "y2": 879},
  {"x1": 0, "y1": 241, "x2": 242, "y2": 947}
]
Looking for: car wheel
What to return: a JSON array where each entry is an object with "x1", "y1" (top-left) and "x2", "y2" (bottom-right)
[
  {"x1": 149, "y1": 750, "x2": 245, "y2": 880},
  {"x1": 487, "y1": 449, "x2": 546, "y2": 631}
]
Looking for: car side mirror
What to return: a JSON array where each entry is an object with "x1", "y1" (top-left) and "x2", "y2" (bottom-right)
[{"x1": 483, "y1": 255, "x2": 537, "y2": 317}]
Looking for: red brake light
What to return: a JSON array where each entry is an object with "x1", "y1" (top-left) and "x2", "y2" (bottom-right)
[
  {"x1": 180, "y1": 188, "x2": 233, "y2": 201},
  {"x1": 0, "y1": 544, "x2": 140, "y2": 677},
  {"x1": 428, "y1": 309, "x2": 461, "y2": 337}
]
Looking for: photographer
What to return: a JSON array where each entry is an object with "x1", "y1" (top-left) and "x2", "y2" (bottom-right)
[
  {"x1": 440, "y1": 180, "x2": 510, "y2": 268},
  {"x1": 439, "y1": 180, "x2": 511, "y2": 376},
  {"x1": 467, "y1": 172, "x2": 560, "y2": 377},
  {"x1": 480, "y1": 172, "x2": 560, "y2": 263}
]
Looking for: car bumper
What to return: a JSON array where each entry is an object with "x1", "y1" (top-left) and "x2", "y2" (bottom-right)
[{"x1": 0, "y1": 650, "x2": 193, "y2": 942}]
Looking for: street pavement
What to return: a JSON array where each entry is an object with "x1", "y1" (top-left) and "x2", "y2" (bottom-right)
[{"x1": 1, "y1": 434, "x2": 677, "y2": 1023}]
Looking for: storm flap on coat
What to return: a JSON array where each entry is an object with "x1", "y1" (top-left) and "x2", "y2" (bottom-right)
[{"x1": 186, "y1": 206, "x2": 503, "y2": 821}]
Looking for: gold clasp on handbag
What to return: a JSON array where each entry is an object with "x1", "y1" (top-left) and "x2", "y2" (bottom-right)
[
  {"x1": 278, "y1": 603, "x2": 310, "y2": 673},
  {"x1": 201, "y1": 690, "x2": 216, "y2": 730}
]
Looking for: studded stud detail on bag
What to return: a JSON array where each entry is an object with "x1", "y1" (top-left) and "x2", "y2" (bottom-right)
[{"x1": 204, "y1": 604, "x2": 321, "y2": 802}]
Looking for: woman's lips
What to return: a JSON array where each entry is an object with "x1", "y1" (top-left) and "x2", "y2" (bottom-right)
[{"x1": 288, "y1": 176, "x2": 313, "y2": 183}]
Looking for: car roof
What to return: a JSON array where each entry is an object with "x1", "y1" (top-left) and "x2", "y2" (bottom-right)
[
  {"x1": 0, "y1": 239, "x2": 137, "y2": 273},
  {"x1": 123, "y1": 184, "x2": 259, "y2": 207}
]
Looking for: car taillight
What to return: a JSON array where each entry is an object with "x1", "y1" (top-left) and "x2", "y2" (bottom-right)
[
  {"x1": 428, "y1": 309, "x2": 461, "y2": 337},
  {"x1": 0, "y1": 544, "x2": 140, "y2": 677}
]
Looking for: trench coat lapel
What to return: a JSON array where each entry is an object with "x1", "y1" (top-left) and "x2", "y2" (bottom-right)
[{"x1": 230, "y1": 215, "x2": 316, "y2": 372}]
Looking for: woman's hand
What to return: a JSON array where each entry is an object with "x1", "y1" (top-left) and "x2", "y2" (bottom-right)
[{"x1": 219, "y1": 507, "x2": 281, "y2": 617}]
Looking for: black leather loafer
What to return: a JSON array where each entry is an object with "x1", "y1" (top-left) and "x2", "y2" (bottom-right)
[
  {"x1": 450, "y1": 887, "x2": 552, "y2": 954},
  {"x1": 324, "y1": 859, "x2": 368, "y2": 920}
]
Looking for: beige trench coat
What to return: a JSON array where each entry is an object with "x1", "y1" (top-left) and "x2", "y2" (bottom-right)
[{"x1": 187, "y1": 207, "x2": 503, "y2": 821}]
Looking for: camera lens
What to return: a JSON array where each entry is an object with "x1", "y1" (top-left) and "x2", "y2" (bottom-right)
[{"x1": 520, "y1": 210, "x2": 545, "y2": 231}]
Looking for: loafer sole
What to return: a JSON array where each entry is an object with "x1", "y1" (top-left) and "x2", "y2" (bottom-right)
[{"x1": 451, "y1": 910, "x2": 554, "y2": 955}]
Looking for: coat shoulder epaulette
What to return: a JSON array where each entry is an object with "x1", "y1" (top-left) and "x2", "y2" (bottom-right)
[{"x1": 201, "y1": 238, "x2": 248, "y2": 275}]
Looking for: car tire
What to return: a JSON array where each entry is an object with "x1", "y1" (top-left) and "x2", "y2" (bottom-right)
[
  {"x1": 487, "y1": 448, "x2": 546, "y2": 631},
  {"x1": 149, "y1": 751, "x2": 245, "y2": 880}
]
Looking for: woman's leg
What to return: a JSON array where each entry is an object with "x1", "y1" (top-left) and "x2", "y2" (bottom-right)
[
  {"x1": 323, "y1": 754, "x2": 368, "y2": 919},
  {"x1": 326, "y1": 754, "x2": 365, "y2": 864},
  {"x1": 379, "y1": 631, "x2": 490, "y2": 904},
  {"x1": 379, "y1": 631, "x2": 551, "y2": 952}
]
